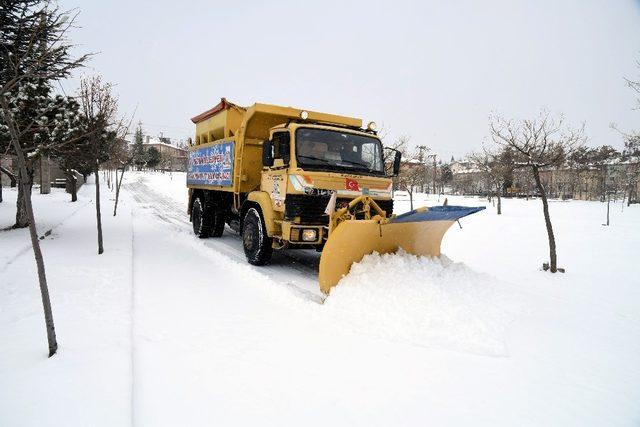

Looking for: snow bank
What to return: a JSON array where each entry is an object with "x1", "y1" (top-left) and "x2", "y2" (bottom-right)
[{"x1": 323, "y1": 250, "x2": 521, "y2": 356}]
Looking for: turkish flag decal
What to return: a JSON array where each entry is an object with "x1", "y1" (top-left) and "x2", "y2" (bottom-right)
[{"x1": 345, "y1": 178, "x2": 360, "y2": 191}]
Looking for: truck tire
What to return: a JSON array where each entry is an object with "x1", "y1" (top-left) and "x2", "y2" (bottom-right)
[
  {"x1": 242, "y1": 207, "x2": 272, "y2": 265},
  {"x1": 192, "y1": 197, "x2": 213, "y2": 238},
  {"x1": 211, "y1": 208, "x2": 225, "y2": 237}
]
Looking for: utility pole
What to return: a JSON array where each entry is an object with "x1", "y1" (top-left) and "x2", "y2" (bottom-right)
[
  {"x1": 416, "y1": 145, "x2": 428, "y2": 193},
  {"x1": 416, "y1": 145, "x2": 428, "y2": 162},
  {"x1": 428, "y1": 154, "x2": 437, "y2": 194}
]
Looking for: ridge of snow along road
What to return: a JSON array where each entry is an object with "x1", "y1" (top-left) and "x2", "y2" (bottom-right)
[{"x1": 323, "y1": 250, "x2": 521, "y2": 356}]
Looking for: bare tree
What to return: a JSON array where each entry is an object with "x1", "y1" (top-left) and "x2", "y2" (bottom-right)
[
  {"x1": 469, "y1": 146, "x2": 513, "y2": 215},
  {"x1": 625, "y1": 59, "x2": 640, "y2": 110},
  {"x1": 387, "y1": 136, "x2": 429, "y2": 210},
  {"x1": 112, "y1": 126, "x2": 135, "y2": 217},
  {"x1": 76, "y1": 75, "x2": 123, "y2": 254},
  {"x1": 383, "y1": 134, "x2": 409, "y2": 197},
  {"x1": 621, "y1": 61, "x2": 640, "y2": 205},
  {"x1": 490, "y1": 112, "x2": 585, "y2": 273},
  {"x1": 622, "y1": 134, "x2": 640, "y2": 206},
  {"x1": 567, "y1": 146, "x2": 594, "y2": 199},
  {"x1": 397, "y1": 147, "x2": 428, "y2": 210}
]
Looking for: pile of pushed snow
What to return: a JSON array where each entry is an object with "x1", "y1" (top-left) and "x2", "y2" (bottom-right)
[{"x1": 322, "y1": 250, "x2": 521, "y2": 356}]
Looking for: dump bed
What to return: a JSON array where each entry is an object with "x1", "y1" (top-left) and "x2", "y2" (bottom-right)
[
  {"x1": 187, "y1": 99, "x2": 254, "y2": 193},
  {"x1": 187, "y1": 98, "x2": 362, "y2": 194}
]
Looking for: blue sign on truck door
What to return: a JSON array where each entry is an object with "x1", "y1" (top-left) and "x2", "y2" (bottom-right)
[{"x1": 187, "y1": 141, "x2": 235, "y2": 186}]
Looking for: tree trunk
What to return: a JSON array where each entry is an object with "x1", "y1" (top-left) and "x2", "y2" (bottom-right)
[
  {"x1": 408, "y1": 190, "x2": 414, "y2": 211},
  {"x1": 496, "y1": 185, "x2": 502, "y2": 215},
  {"x1": 1, "y1": 96, "x2": 58, "y2": 357},
  {"x1": 532, "y1": 165, "x2": 558, "y2": 273},
  {"x1": 40, "y1": 156, "x2": 51, "y2": 195},
  {"x1": 15, "y1": 167, "x2": 32, "y2": 228},
  {"x1": 65, "y1": 170, "x2": 77, "y2": 202},
  {"x1": 606, "y1": 192, "x2": 610, "y2": 226},
  {"x1": 71, "y1": 179, "x2": 77, "y2": 202},
  {"x1": 95, "y1": 166, "x2": 104, "y2": 254},
  {"x1": 1, "y1": 165, "x2": 17, "y2": 186},
  {"x1": 113, "y1": 167, "x2": 125, "y2": 216}
]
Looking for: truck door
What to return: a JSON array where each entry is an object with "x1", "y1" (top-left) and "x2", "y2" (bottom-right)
[{"x1": 262, "y1": 130, "x2": 290, "y2": 212}]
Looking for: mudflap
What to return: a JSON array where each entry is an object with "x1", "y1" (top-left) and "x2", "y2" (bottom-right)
[{"x1": 318, "y1": 205, "x2": 485, "y2": 294}]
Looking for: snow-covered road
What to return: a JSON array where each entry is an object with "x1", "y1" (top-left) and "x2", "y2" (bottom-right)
[
  {"x1": 124, "y1": 174, "x2": 325, "y2": 303},
  {"x1": 2, "y1": 173, "x2": 639, "y2": 426}
]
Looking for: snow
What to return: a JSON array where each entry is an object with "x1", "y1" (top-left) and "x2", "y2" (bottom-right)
[
  {"x1": 0, "y1": 182, "x2": 132, "y2": 425},
  {"x1": 324, "y1": 251, "x2": 521, "y2": 356},
  {"x1": 1, "y1": 172, "x2": 639, "y2": 426}
]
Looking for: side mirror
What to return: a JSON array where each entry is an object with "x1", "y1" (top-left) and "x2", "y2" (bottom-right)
[
  {"x1": 392, "y1": 151, "x2": 402, "y2": 176},
  {"x1": 262, "y1": 140, "x2": 274, "y2": 167}
]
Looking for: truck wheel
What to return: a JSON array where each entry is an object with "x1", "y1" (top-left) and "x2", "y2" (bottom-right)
[
  {"x1": 242, "y1": 207, "x2": 272, "y2": 265},
  {"x1": 211, "y1": 209, "x2": 226, "y2": 237},
  {"x1": 192, "y1": 197, "x2": 213, "y2": 238}
]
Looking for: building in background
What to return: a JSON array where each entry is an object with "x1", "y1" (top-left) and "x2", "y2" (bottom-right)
[
  {"x1": 143, "y1": 135, "x2": 188, "y2": 171},
  {"x1": 450, "y1": 161, "x2": 487, "y2": 195}
]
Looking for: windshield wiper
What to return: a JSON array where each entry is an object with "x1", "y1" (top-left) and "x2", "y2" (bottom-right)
[
  {"x1": 338, "y1": 159, "x2": 384, "y2": 174},
  {"x1": 297, "y1": 155, "x2": 332, "y2": 164},
  {"x1": 338, "y1": 159, "x2": 370, "y2": 168}
]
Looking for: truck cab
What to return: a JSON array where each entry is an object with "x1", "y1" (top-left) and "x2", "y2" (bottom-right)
[{"x1": 260, "y1": 122, "x2": 394, "y2": 248}]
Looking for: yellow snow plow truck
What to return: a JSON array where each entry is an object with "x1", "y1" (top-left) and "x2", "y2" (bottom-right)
[{"x1": 187, "y1": 98, "x2": 484, "y2": 294}]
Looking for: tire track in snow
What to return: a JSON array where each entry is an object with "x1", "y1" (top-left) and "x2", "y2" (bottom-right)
[{"x1": 123, "y1": 175, "x2": 325, "y2": 303}]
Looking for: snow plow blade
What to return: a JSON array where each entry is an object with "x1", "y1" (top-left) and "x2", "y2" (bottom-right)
[{"x1": 318, "y1": 206, "x2": 485, "y2": 294}]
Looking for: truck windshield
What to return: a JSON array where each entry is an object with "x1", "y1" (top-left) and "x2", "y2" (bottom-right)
[{"x1": 295, "y1": 128, "x2": 384, "y2": 175}]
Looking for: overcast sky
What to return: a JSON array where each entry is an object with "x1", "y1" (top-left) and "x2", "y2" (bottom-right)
[{"x1": 59, "y1": 0, "x2": 640, "y2": 159}]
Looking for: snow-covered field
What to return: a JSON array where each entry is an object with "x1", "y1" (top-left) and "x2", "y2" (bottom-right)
[{"x1": 1, "y1": 172, "x2": 639, "y2": 426}]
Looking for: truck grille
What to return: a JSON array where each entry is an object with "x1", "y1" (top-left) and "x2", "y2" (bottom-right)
[{"x1": 285, "y1": 194, "x2": 393, "y2": 225}]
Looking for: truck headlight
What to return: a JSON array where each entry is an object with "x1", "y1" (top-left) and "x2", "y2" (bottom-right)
[{"x1": 301, "y1": 229, "x2": 317, "y2": 242}]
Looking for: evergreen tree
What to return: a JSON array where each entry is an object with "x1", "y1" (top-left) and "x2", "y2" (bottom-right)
[
  {"x1": 132, "y1": 123, "x2": 146, "y2": 168},
  {"x1": 1, "y1": 1, "x2": 87, "y2": 226},
  {"x1": 0, "y1": 0, "x2": 90, "y2": 358},
  {"x1": 146, "y1": 146, "x2": 161, "y2": 169}
]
